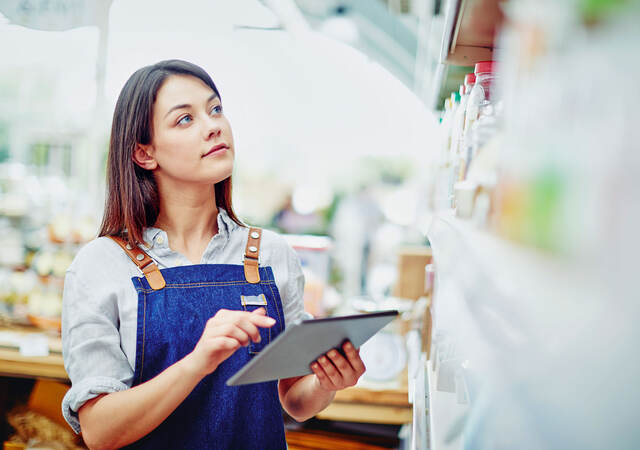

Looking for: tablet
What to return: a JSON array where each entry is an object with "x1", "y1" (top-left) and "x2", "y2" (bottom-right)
[{"x1": 226, "y1": 310, "x2": 399, "y2": 386}]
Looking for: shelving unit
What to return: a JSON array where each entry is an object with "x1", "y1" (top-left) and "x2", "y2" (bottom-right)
[
  {"x1": 415, "y1": 206, "x2": 606, "y2": 449},
  {"x1": 412, "y1": 1, "x2": 509, "y2": 445},
  {"x1": 420, "y1": 0, "x2": 506, "y2": 109},
  {"x1": 440, "y1": 0, "x2": 504, "y2": 65},
  {"x1": 411, "y1": 2, "x2": 579, "y2": 447}
]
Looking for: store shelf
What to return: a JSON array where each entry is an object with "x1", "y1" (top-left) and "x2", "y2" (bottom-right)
[
  {"x1": 440, "y1": 0, "x2": 505, "y2": 66},
  {"x1": 427, "y1": 211, "x2": 603, "y2": 351},
  {"x1": 424, "y1": 211, "x2": 606, "y2": 448},
  {"x1": 428, "y1": 0, "x2": 506, "y2": 109},
  {"x1": 0, "y1": 327, "x2": 67, "y2": 381}
]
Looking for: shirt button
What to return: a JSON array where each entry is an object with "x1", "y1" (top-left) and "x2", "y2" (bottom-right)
[{"x1": 156, "y1": 236, "x2": 164, "y2": 245}]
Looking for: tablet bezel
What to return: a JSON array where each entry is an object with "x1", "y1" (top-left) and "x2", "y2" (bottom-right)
[{"x1": 226, "y1": 309, "x2": 399, "y2": 386}]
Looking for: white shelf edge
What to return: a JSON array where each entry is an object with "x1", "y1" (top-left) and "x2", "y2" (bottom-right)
[{"x1": 426, "y1": 359, "x2": 468, "y2": 450}]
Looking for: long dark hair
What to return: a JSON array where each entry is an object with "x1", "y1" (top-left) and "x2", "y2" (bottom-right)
[{"x1": 99, "y1": 59, "x2": 244, "y2": 246}]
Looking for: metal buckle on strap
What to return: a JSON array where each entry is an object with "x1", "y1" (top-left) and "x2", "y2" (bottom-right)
[
  {"x1": 108, "y1": 236, "x2": 166, "y2": 290},
  {"x1": 243, "y1": 227, "x2": 262, "y2": 284}
]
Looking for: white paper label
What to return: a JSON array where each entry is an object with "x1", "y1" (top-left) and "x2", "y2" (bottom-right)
[{"x1": 19, "y1": 334, "x2": 49, "y2": 357}]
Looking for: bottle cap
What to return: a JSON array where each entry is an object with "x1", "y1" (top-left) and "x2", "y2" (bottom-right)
[
  {"x1": 451, "y1": 91, "x2": 461, "y2": 102},
  {"x1": 464, "y1": 73, "x2": 476, "y2": 85},
  {"x1": 474, "y1": 61, "x2": 495, "y2": 75}
]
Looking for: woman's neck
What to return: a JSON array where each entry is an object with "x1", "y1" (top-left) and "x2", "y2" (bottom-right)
[{"x1": 153, "y1": 178, "x2": 219, "y2": 264}]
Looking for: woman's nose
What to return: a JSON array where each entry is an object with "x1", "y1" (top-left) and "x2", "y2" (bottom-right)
[{"x1": 205, "y1": 117, "x2": 222, "y2": 140}]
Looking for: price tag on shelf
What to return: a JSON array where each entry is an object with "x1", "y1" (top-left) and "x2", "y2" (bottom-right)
[{"x1": 19, "y1": 333, "x2": 50, "y2": 357}]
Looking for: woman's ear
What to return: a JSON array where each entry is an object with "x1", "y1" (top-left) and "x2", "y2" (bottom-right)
[{"x1": 132, "y1": 144, "x2": 157, "y2": 170}]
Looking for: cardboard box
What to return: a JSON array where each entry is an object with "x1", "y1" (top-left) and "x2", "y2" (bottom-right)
[{"x1": 392, "y1": 246, "x2": 432, "y2": 301}]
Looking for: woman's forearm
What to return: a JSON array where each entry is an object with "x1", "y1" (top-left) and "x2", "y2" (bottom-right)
[
  {"x1": 79, "y1": 309, "x2": 274, "y2": 449},
  {"x1": 79, "y1": 355, "x2": 204, "y2": 450},
  {"x1": 278, "y1": 374, "x2": 336, "y2": 422}
]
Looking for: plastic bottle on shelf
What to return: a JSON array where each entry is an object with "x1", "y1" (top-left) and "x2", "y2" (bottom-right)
[
  {"x1": 461, "y1": 61, "x2": 498, "y2": 180},
  {"x1": 439, "y1": 97, "x2": 455, "y2": 167},
  {"x1": 434, "y1": 97, "x2": 456, "y2": 211},
  {"x1": 452, "y1": 63, "x2": 501, "y2": 220},
  {"x1": 464, "y1": 62, "x2": 497, "y2": 138},
  {"x1": 464, "y1": 73, "x2": 476, "y2": 99},
  {"x1": 449, "y1": 81, "x2": 473, "y2": 208},
  {"x1": 446, "y1": 91, "x2": 461, "y2": 206}
]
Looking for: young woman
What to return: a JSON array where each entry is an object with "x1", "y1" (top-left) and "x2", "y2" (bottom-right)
[{"x1": 61, "y1": 59, "x2": 366, "y2": 449}]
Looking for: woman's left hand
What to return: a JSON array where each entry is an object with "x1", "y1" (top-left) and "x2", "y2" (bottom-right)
[{"x1": 310, "y1": 341, "x2": 366, "y2": 391}]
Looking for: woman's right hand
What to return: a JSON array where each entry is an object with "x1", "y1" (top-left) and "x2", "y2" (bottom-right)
[{"x1": 183, "y1": 307, "x2": 275, "y2": 377}]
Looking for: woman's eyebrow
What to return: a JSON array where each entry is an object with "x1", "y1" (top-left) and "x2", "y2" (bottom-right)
[{"x1": 164, "y1": 93, "x2": 219, "y2": 118}]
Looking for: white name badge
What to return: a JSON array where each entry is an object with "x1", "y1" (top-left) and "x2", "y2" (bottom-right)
[{"x1": 241, "y1": 294, "x2": 267, "y2": 306}]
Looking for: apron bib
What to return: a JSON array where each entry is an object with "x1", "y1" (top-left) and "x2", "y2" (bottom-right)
[{"x1": 110, "y1": 228, "x2": 287, "y2": 449}]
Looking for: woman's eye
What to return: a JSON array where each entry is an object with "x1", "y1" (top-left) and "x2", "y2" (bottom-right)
[
  {"x1": 210, "y1": 105, "x2": 223, "y2": 115},
  {"x1": 177, "y1": 115, "x2": 192, "y2": 125}
]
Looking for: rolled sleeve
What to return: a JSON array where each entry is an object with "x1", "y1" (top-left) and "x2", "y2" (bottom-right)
[
  {"x1": 62, "y1": 375, "x2": 129, "y2": 433},
  {"x1": 61, "y1": 258, "x2": 134, "y2": 434}
]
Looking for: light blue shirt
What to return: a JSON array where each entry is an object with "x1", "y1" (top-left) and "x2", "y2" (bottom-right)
[{"x1": 61, "y1": 209, "x2": 306, "y2": 433}]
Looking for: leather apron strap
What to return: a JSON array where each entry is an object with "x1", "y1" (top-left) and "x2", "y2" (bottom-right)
[
  {"x1": 243, "y1": 227, "x2": 263, "y2": 284},
  {"x1": 108, "y1": 236, "x2": 166, "y2": 290}
]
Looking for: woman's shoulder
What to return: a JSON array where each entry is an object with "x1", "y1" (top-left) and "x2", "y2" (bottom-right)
[
  {"x1": 227, "y1": 225, "x2": 294, "y2": 262},
  {"x1": 258, "y1": 227, "x2": 288, "y2": 246},
  {"x1": 67, "y1": 236, "x2": 134, "y2": 276},
  {"x1": 242, "y1": 226, "x2": 293, "y2": 256}
]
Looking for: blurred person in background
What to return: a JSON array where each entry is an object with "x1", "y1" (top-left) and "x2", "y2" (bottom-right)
[
  {"x1": 270, "y1": 191, "x2": 323, "y2": 235},
  {"x1": 60, "y1": 60, "x2": 366, "y2": 449}
]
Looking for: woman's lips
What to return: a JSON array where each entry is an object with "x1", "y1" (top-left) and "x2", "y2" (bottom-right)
[{"x1": 203, "y1": 144, "x2": 228, "y2": 157}]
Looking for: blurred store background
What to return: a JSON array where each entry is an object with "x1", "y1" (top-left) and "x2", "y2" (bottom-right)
[{"x1": 1, "y1": 0, "x2": 639, "y2": 449}]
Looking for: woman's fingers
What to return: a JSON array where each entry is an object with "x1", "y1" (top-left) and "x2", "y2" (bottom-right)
[
  {"x1": 213, "y1": 336, "x2": 242, "y2": 351},
  {"x1": 216, "y1": 323, "x2": 251, "y2": 346},
  {"x1": 316, "y1": 355, "x2": 342, "y2": 387},
  {"x1": 251, "y1": 307, "x2": 266, "y2": 316},
  {"x1": 310, "y1": 361, "x2": 333, "y2": 390},
  {"x1": 250, "y1": 313, "x2": 276, "y2": 328},
  {"x1": 342, "y1": 341, "x2": 366, "y2": 376},
  {"x1": 208, "y1": 310, "x2": 275, "y2": 344},
  {"x1": 211, "y1": 309, "x2": 275, "y2": 329},
  {"x1": 310, "y1": 342, "x2": 368, "y2": 391},
  {"x1": 326, "y1": 348, "x2": 361, "y2": 387},
  {"x1": 327, "y1": 349, "x2": 353, "y2": 375},
  {"x1": 235, "y1": 317, "x2": 264, "y2": 343},
  {"x1": 237, "y1": 311, "x2": 275, "y2": 343}
]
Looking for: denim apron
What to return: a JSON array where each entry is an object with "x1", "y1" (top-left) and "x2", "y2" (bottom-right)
[{"x1": 110, "y1": 227, "x2": 287, "y2": 449}]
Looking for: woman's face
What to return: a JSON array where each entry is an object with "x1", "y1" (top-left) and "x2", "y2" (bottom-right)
[{"x1": 142, "y1": 74, "x2": 234, "y2": 186}]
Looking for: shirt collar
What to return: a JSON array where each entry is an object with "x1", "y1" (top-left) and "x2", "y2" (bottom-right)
[
  {"x1": 216, "y1": 207, "x2": 239, "y2": 239},
  {"x1": 141, "y1": 227, "x2": 165, "y2": 250},
  {"x1": 141, "y1": 207, "x2": 238, "y2": 250}
]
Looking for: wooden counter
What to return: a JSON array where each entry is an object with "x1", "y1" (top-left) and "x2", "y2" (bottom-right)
[
  {"x1": 316, "y1": 385, "x2": 412, "y2": 425},
  {"x1": 0, "y1": 326, "x2": 68, "y2": 381}
]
